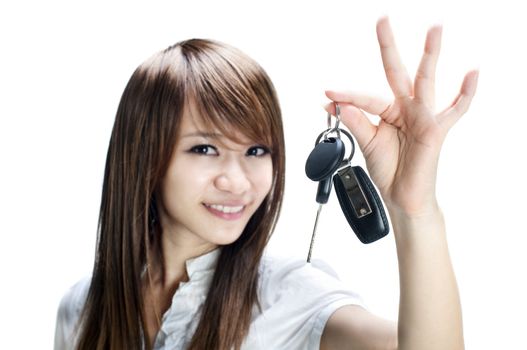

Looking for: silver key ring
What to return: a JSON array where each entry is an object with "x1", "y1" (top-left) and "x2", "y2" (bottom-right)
[
  {"x1": 314, "y1": 127, "x2": 356, "y2": 167},
  {"x1": 326, "y1": 103, "x2": 341, "y2": 139}
]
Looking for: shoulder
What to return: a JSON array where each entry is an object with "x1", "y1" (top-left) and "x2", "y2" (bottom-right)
[
  {"x1": 57, "y1": 276, "x2": 91, "y2": 323},
  {"x1": 54, "y1": 277, "x2": 91, "y2": 350},
  {"x1": 258, "y1": 254, "x2": 364, "y2": 308},
  {"x1": 260, "y1": 254, "x2": 342, "y2": 279},
  {"x1": 259, "y1": 254, "x2": 361, "y2": 298},
  {"x1": 249, "y1": 255, "x2": 365, "y2": 349}
]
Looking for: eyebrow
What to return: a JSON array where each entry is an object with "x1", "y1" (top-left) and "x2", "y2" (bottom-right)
[
  {"x1": 180, "y1": 130, "x2": 261, "y2": 147},
  {"x1": 180, "y1": 132, "x2": 224, "y2": 139}
]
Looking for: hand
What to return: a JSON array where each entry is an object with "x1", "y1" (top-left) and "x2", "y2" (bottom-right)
[{"x1": 325, "y1": 17, "x2": 478, "y2": 217}]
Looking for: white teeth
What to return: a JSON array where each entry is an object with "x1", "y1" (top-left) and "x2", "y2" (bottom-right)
[{"x1": 207, "y1": 204, "x2": 244, "y2": 214}]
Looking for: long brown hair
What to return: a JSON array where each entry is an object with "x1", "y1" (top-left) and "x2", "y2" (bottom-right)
[{"x1": 75, "y1": 39, "x2": 285, "y2": 350}]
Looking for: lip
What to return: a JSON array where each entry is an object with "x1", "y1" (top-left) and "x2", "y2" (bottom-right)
[{"x1": 203, "y1": 203, "x2": 246, "y2": 221}]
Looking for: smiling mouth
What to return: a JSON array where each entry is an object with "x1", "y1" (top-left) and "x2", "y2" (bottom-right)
[
  {"x1": 203, "y1": 203, "x2": 245, "y2": 214},
  {"x1": 203, "y1": 203, "x2": 246, "y2": 221}
]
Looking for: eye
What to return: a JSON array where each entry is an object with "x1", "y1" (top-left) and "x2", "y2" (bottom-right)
[
  {"x1": 189, "y1": 144, "x2": 218, "y2": 156},
  {"x1": 246, "y1": 145, "x2": 270, "y2": 157}
]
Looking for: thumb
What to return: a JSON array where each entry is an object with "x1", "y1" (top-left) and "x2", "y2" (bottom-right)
[{"x1": 324, "y1": 102, "x2": 377, "y2": 153}]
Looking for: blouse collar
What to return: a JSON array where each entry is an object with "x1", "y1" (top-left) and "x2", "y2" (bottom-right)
[{"x1": 184, "y1": 248, "x2": 221, "y2": 280}]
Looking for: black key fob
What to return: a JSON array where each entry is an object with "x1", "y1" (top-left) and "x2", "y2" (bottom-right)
[
  {"x1": 305, "y1": 137, "x2": 345, "y2": 181},
  {"x1": 305, "y1": 137, "x2": 345, "y2": 204},
  {"x1": 333, "y1": 165, "x2": 390, "y2": 243}
]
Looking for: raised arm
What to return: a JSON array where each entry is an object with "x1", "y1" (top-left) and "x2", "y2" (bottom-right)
[{"x1": 321, "y1": 17, "x2": 478, "y2": 350}]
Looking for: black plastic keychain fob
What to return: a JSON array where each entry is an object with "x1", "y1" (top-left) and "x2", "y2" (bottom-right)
[
  {"x1": 305, "y1": 137, "x2": 345, "y2": 204},
  {"x1": 305, "y1": 104, "x2": 390, "y2": 261},
  {"x1": 333, "y1": 165, "x2": 390, "y2": 243}
]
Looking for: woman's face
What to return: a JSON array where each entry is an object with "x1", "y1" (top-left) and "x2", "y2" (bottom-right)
[{"x1": 157, "y1": 102, "x2": 273, "y2": 250}]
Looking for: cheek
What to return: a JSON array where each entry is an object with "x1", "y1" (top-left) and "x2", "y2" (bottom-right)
[
  {"x1": 251, "y1": 159, "x2": 274, "y2": 197},
  {"x1": 161, "y1": 162, "x2": 212, "y2": 208}
]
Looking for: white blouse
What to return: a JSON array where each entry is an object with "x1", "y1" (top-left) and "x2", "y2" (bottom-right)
[{"x1": 54, "y1": 249, "x2": 364, "y2": 349}]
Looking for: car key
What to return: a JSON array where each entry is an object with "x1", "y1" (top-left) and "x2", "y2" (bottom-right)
[
  {"x1": 305, "y1": 136, "x2": 345, "y2": 203},
  {"x1": 305, "y1": 137, "x2": 345, "y2": 262},
  {"x1": 304, "y1": 103, "x2": 390, "y2": 262},
  {"x1": 305, "y1": 112, "x2": 346, "y2": 262},
  {"x1": 333, "y1": 165, "x2": 390, "y2": 243}
]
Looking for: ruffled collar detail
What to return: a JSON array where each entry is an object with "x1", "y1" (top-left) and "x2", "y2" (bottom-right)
[{"x1": 153, "y1": 248, "x2": 221, "y2": 349}]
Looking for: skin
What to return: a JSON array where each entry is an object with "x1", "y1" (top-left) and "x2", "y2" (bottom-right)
[
  {"x1": 143, "y1": 101, "x2": 273, "y2": 346},
  {"x1": 319, "y1": 17, "x2": 478, "y2": 350}
]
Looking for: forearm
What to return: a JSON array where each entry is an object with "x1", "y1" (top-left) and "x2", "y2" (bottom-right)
[{"x1": 390, "y1": 206, "x2": 464, "y2": 350}]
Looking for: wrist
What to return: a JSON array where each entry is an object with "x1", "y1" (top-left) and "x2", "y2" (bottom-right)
[
  {"x1": 386, "y1": 196, "x2": 442, "y2": 221},
  {"x1": 387, "y1": 202, "x2": 447, "y2": 244}
]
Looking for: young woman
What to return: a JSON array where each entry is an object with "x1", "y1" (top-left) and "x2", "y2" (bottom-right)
[{"x1": 54, "y1": 17, "x2": 478, "y2": 350}]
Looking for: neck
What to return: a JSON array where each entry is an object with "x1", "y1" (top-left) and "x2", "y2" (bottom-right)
[{"x1": 150, "y1": 225, "x2": 217, "y2": 288}]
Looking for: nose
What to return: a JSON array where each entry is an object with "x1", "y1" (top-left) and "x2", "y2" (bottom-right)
[{"x1": 214, "y1": 158, "x2": 251, "y2": 195}]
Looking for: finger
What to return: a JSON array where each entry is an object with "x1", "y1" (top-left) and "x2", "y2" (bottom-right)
[
  {"x1": 414, "y1": 25, "x2": 442, "y2": 108},
  {"x1": 377, "y1": 16, "x2": 413, "y2": 98},
  {"x1": 438, "y1": 70, "x2": 479, "y2": 130},
  {"x1": 325, "y1": 90, "x2": 391, "y2": 116},
  {"x1": 324, "y1": 102, "x2": 377, "y2": 151}
]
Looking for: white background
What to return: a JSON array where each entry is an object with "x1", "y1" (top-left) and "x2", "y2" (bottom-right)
[{"x1": 1, "y1": 0, "x2": 526, "y2": 348}]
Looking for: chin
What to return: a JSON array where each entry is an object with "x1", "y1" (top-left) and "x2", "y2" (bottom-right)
[{"x1": 206, "y1": 227, "x2": 246, "y2": 246}]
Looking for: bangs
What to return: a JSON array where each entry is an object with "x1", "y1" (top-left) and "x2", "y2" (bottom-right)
[{"x1": 181, "y1": 40, "x2": 277, "y2": 149}]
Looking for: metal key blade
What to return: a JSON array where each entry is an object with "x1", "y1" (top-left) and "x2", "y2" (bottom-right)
[{"x1": 307, "y1": 203, "x2": 323, "y2": 263}]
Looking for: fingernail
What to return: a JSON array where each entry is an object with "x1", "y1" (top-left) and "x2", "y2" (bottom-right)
[{"x1": 473, "y1": 69, "x2": 480, "y2": 81}]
